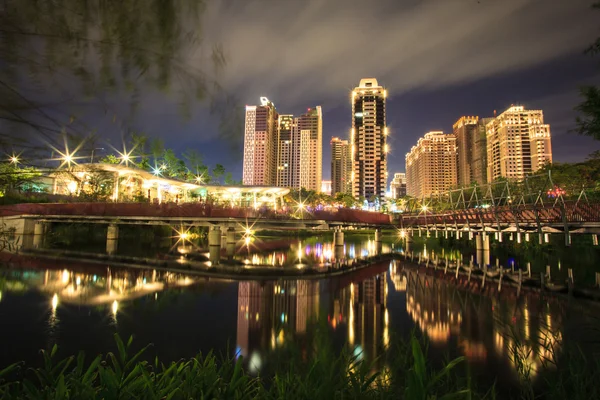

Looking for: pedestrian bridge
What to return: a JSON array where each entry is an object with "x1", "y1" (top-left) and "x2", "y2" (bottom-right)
[{"x1": 0, "y1": 202, "x2": 393, "y2": 229}]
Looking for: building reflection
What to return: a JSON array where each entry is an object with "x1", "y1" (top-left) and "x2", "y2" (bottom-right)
[
  {"x1": 402, "y1": 267, "x2": 563, "y2": 378},
  {"x1": 236, "y1": 264, "x2": 390, "y2": 373},
  {"x1": 235, "y1": 239, "x2": 391, "y2": 268},
  {"x1": 236, "y1": 280, "x2": 321, "y2": 371}
]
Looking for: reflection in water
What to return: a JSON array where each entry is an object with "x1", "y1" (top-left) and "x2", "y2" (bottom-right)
[
  {"x1": 401, "y1": 267, "x2": 563, "y2": 378},
  {"x1": 0, "y1": 251, "x2": 581, "y2": 386},
  {"x1": 236, "y1": 238, "x2": 391, "y2": 268},
  {"x1": 235, "y1": 267, "x2": 389, "y2": 373}
]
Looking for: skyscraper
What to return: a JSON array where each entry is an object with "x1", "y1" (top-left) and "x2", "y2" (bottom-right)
[
  {"x1": 351, "y1": 79, "x2": 387, "y2": 200},
  {"x1": 294, "y1": 107, "x2": 322, "y2": 192},
  {"x1": 405, "y1": 131, "x2": 458, "y2": 198},
  {"x1": 454, "y1": 116, "x2": 490, "y2": 187},
  {"x1": 330, "y1": 137, "x2": 351, "y2": 196},
  {"x1": 274, "y1": 107, "x2": 322, "y2": 192},
  {"x1": 276, "y1": 114, "x2": 294, "y2": 187},
  {"x1": 243, "y1": 97, "x2": 278, "y2": 186},
  {"x1": 486, "y1": 105, "x2": 552, "y2": 182}
]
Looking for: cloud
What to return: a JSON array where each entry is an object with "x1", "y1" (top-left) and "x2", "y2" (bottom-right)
[{"x1": 201, "y1": 0, "x2": 599, "y2": 107}]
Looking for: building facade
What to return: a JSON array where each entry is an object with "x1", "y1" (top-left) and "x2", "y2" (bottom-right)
[
  {"x1": 294, "y1": 107, "x2": 323, "y2": 192},
  {"x1": 351, "y1": 78, "x2": 387, "y2": 200},
  {"x1": 243, "y1": 97, "x2": 278, "y2": 186},
  {"x1": 389, "y1": 172, "x2": 407, "y2": 199},
  {"x1": 405, "y1": 131, "x2": 458, "y2": 198},
  {"x1": 275, "y1": 107, "x2": 322, "y2": 192},
  {"x1": 486, "y1": 105, "x2": 552, "y2": 182},
  {"x1": 276, "y1": 114, "x2": 294, "y2": 187},
  {"x1": 454, "y1": 116, "x2": 488, "y2": 187},
  {"x1": 330, "y1": 137, "x2": 351, "y2": 196}
]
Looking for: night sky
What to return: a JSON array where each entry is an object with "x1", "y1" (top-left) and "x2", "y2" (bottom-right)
[{"x1": 82, "y1": 0, "x2": 600, "y2": 182}]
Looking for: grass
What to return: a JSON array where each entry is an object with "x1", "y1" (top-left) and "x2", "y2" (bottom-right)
[{"x1": 0, "y1": 325, "x2": 599, "y2": 399}]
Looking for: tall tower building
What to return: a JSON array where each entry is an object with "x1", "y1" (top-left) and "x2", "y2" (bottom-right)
[
  {"x1": 276, "y1": 114, "x2": 294, "y2": 187},
  {"x1": 294, "y1": 107, "x2": 323, "y2": 192},
  {"x1": 351, "y1": 78, "x2": 387, "y2": 200},
  {"x1": 486, "y1": 105, "x2": 552, "y2": 182},
  {"x1": 454, "y1": 116, "x2": 479, "y2": 187},
  {"x1": 330, "y1": 137, "x2": 351, "y2": 196},
  {"x1": 243, "y1": 97, "x2": 278, "y2": 186},
  {"x1": 405, "y1": 131, "x2": 458, "y2": 198}
]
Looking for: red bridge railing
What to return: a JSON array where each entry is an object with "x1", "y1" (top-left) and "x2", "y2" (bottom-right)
[
  {"x1": 0, "y1": 203, "x2": 392, "y2": 226},
  {"x1": 398, "y1": 201, "x2": 600, "y2": 227}
]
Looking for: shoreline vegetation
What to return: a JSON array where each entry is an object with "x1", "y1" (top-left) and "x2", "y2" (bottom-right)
[{"x1": 0, "y1": 330, "x2": 598, "y2": 399}]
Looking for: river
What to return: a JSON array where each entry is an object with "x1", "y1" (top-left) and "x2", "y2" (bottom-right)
[{"x1": 1, "y1": 232, "x2": 599, "y2": 395}]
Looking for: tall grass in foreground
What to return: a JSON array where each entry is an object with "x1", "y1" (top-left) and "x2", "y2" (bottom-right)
[{"x1": 0, "y1": 330, "x2": 598, "y2": 399}]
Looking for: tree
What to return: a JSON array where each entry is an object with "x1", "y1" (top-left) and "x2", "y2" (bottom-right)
[
  {"x1": 0, "y1": 0, "x2": 230, "y2": 160},
  {"x1": 574, "y1": 2, "x2": 600, "y2": 140},
  {"x1": 211, "y1": 164, "x2": 226, "y2": 183},
  {"x1": 0, "y1": 162, "x2": 41, "y2": 194}
]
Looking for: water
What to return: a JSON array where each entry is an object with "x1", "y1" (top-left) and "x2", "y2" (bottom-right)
[{"x1": 1, "y1": 233, "x2": 600, "y2": 393}]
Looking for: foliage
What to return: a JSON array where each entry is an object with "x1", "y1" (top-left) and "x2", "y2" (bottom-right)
[
  {"x1": 335, "y1": 192, "x2": 360, "y2": 208},
  {"x1": 0, "y1": 0, "x2": 230, "y2": 152},
  {"x1": 0, "y1": 332, "x2": 474, "y2": 400},
  {"x1": 0, "y1": 162, "x2": 42, "y2": 194},
  {"x1": 574, "y1": 2, "x2": 600, "y2": 140}
]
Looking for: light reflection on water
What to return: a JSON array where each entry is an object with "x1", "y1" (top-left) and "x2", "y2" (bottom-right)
[
  {"x1": 234, "y1": 237, "x2": 392, "y2": 267},
  {"x1": 0, "y1": 237, "x2": 595, "y2": 389}
]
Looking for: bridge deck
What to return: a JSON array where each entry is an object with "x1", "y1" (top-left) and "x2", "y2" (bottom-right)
[{"x1": 0, "y1": 203, "x2": 393, "y2": 228}]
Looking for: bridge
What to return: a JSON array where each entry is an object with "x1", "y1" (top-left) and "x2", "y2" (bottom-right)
[
  {"x1": 396, "y1": 175, "x2": 600, "y2": 246},
  {"x1": 0, "y1": 202, "x2": 392, "y2": 228},
  {"x1": 0, "y1": 202, "x2": 393, "y2": 263}
]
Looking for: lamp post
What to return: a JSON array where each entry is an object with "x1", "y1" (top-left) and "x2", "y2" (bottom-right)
[{"x1": 90, "y1": 147, "x2": 104, "y2": 163}]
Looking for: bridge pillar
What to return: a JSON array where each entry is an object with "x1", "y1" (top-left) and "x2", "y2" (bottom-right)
[
  {"x1": 334, "y1": 227, "x2": 344, "y2": 247},
  {"x1": 374, "y1": 229, "x2": 382, "y2": 243},
  {"x1": 106, "y1": 224, "x2": 119, "y2": 255},
  {"x1": 208, "y1": 225, "x2": 221, "y2": 265},
  {"x1": 476, "y1": 233, "x2": 490, "y2": 267},
  {"x1": 593, "y1": 234, "x2": 598, "y2": 246},
  {"x1": 226, "y1": 227, "x2": 236, "y2": 260},
  {"x1": 33, "y1": 221, "x2": 47, "y2": 249},
  {"x1": 335, "y1": 245, "x2": 345, "y2": 268},
  {"x1": 498, "y1": 231, "x2": 503, "y2": 242}
]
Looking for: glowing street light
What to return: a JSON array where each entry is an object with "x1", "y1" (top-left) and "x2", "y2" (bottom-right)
[
  {"x1": 9, "y1": 155, "x2": 19, "y2": 164},
  {"x1": 421, "y1": 205, "x2": 428, "y2": 212}
]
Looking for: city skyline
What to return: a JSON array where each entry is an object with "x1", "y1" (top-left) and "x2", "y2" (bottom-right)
[{"x1": 8, "y1": 1, "x2": 598, "y2": 183}]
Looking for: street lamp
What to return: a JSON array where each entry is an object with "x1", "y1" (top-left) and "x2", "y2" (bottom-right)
[
  {"x1": 9, "y1": 155, "x2": 19, "y2": 165},
  {"x1": 90, "y1": 147, "x2": 104, "y2": 163}
]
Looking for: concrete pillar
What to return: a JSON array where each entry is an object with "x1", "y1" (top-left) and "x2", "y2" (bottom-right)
[
  {"x1": 334, "y1": 227, "x2": 344, "y2": 247},
  {"x1": 226, "y1": 227, "x2": 236, "y2": 260},
  {"x1": 106, "y1": 224, "x2": 119, "y2": 255},
  {"x1": 208, "y1": 225, "x2": 221, "y2": 265},
  {"x1": 33, "y1": 221, "x2": 46, "y2": 249},
  {"x1": 374, "y1": 229, "x2": 382, "y2": 243},
  {"x1": 335, "y1": 245, "x2": 345, "y2": 268},
  {"x1": 475, "y1": 233, "x2": 483, "y2": 252}
]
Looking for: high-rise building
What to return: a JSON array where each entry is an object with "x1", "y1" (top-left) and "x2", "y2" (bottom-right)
[
  {"x1": 243, "y1": 97, "x2": 278, "y2": 186},
  {"x1": 274, "y1": 107, "x2": 322, "y2": 192},
  {"x1": 276, "y1": 114, "x2": 294, "y2": 187},
  {"x1": 389, "y1": 173, "x2": 407, "y2": 199},
  {"x1": 473, "y1": 118, "x2": 493, "y2": 186},
  {"x1": 351, "y1": 78, "x2": 387, "y2": 200},
  {"x1": 486, "y1": 105, "x2": 552, "y2": 182},
  {"x1": 294, "y1": 107, "x2": 322, "y2": 192},
  {"x1": 454, "y1": 116, "x2": 490, "y2": 187},
  {"x1": 405, "y1": 131, "x2": 458, "y2": 198},
  {"x1": 330, "y1": 137, "x2": 351, "y2": 196}
]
